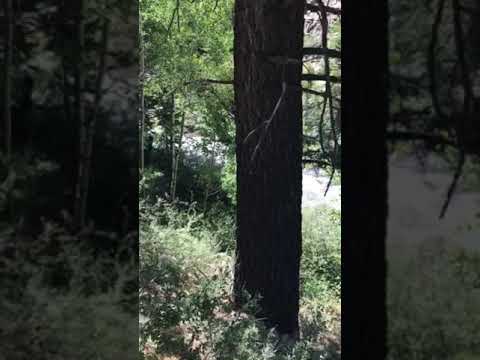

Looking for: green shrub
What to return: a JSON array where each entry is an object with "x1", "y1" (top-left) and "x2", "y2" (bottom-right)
[
  {"x1": 220, "y1": 154, "x2": 237, "y2": 206},
  {"x1": 301, "y1": 206, "x2": 341, "y2": 300}
]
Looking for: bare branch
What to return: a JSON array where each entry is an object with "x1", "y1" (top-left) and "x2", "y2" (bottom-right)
[
  {"x1": 302, "y1": 74, "x2": 340, "y2": 82},
  {"x1": 439, "y1": 151, "x2": 465, "y2": 218},
  {"x1": 305, "y1": 3, "x2": 341, "y2": 15},
  {"x1": 302, "y1": 87, "x2": 326, "y2": 96},
  {"x1": 303, "y1": 47, "x2": 341, "y2": 58},
  {"x1": 386, "y1": 130, "x2": 456, "y2": 147}
]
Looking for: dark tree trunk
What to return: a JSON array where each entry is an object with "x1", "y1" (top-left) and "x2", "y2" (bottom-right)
[
  {"x1": 139, "y1": 21, "x2": 145, "y2": 174},
  {"x1": 342, "y1": 1, "x2": 388, "y2": 358},
  {"x1": 233, "y1": 0, "x2": 305, "y2": 337},
  {"x1": 3, "y1": 0, "x2": 13, "y2": 163},
  {"x1": 73, "y1": 0, "x2": 87, "y2": 230}
]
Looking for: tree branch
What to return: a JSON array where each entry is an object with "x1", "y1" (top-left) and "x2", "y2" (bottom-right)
[
  {"x1": 302, "y1": 74, "x2": 341, "y2": 82},
  {"x1": 386, "y1": 130, "x2": 456, "y2": 147},
  {"x1": 303, "y1": 47, "x2": 341, "y2": 58},
  {"x1": 302, "y1": 87, "x2": 326, "y2": 96},
  {"x1": 306, "y1": 3, "x2": 341, "y2": 15}
]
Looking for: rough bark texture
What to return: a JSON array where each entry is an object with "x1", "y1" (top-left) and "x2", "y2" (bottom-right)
[
  {"x1": 233, "y1": 0, "x2": 305, "y2": 336},
  {"x1": 342, "y1": 1, "x2": 388, "y2": 358}
]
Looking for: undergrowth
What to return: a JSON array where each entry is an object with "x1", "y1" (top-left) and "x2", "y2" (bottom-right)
[
  {"x1": 0, "y1": 223, "x2": 138, "y2": 360},
  {"x1": 387, "y1": 237, "x2": 480, "y2": 360},
  {"x1": 139, "y1": 191, "x2": 341, "y2": 359}
]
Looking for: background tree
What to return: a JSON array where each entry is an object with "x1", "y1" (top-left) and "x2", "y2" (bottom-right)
[
  {"x1": 0, "y1": 1, "x2": 139, "y2": 358},
  {"x1": 2, "y1": 0, "x2": 13, "y2": 164}
]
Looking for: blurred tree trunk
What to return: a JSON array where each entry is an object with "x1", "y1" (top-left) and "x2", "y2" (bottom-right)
[
  {"x1": 139, "y1": 15, "x2": 145, "y2": 174},
  {"x1": 73, "y1": 0, "x2": 87, "y2": 230},
  {"x1": 73, "y1": 1, "x2": 109, "y2": 230},
  {"x1": 170, "y1": 111, "x2": 184, "y2": 201},
  {"x1": 342, "y1": 1, "x2": 388, "y2": 358},
  {"x1": 59, "y1": 0, "x2": 72, "y2": 126},
  {"x1": 3, "y1": 0, "x2": 13, "y2": 163},
  {"x1": 79, "y1": 12, "x2": 110, "y2": 228},
  {"x1": 233, "y1": 0, "x2": 305, "y2": 337},
  {"x1": 168, "y1": 94, "x2": 176, "y2": 199}
]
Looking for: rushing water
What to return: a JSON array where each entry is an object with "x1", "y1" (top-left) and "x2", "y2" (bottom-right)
[{"x1": 302, "y1": 168, "x2": 341, "y2": 210}]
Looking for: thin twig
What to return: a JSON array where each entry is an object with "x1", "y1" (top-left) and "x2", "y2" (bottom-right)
[
  {"x1": 439, "y1": 0, "x2": 472, "y2": 219},
  {"x1": 167, "y1": 0, "x2": 180, "y2": 34},
  {"x1": 439, "y1": 151, "x2": 464, "y2": 218},
  {"x1": 248, "y1": 81, "x2": 287, "y2": 163}
]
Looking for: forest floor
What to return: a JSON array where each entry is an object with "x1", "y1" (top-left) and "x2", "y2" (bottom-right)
[{"x1": 386, "y1": 151, "x2": 480, "y2": 359}]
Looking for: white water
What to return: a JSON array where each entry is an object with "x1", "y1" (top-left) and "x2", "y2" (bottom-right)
[
  {"x1": 181, "y1": 133, "x2": 342, "y2": 211},
  {"x1": 302, "y1": 168, "x2": 341, "y2": 210}
]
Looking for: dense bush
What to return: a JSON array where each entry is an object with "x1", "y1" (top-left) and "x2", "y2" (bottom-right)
[
  {"x1": 301, "y1": 207, "x2": 341, "y2": 300},
  {"x1": 141, "y1": 149, "x2": 230, "y2": 209}
]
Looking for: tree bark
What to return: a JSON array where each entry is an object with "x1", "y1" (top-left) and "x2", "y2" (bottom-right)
[{"x1": 233, "y1": 0, "x2": 305, "y2": 337}]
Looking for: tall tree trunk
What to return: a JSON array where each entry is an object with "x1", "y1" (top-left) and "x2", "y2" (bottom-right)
[
  {"x1": 79, "y1": 10, "x2": 110, "y2": 230},
  {"x1": 233, "y1": 0, "x2": 305, "y2": 337},
  {"x1": 73, "y1": 0, "x2": 87, "y2": 230},
  {"x1": 169, "y1": 95, "x2": 175, "y2": 199},
  {"x1": 59, "y1": 0, "x2": 72, "y2": 126},
  {"x1": 342, "y1": 1, "x2": 388, "y2": 358},
  {"x1": 170, "y1": 111, "x2": 185, "y2": 201},
  {"x1": 3, "y1": 0, "x2": 13, "y2": 163},
  {"x1": 139, "y1": 14, "x2": 145, "y2": 174}
]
